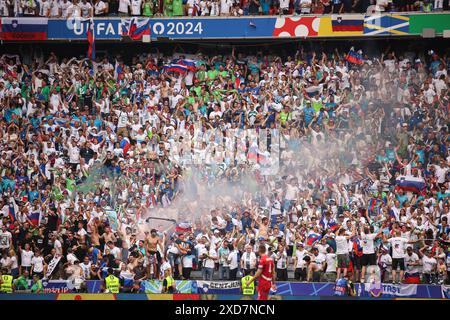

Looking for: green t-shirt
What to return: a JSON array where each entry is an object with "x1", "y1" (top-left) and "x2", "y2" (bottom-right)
[
  {"x1": 172, "y1": 0, "x2": 183, "y2": 15},
  {"x1": 15, "y1": 276, "x2": 29, "y2": 290},
  {"x1": 207, "y1": 69, "x2": 218, "y2": 82},
  {"x1": 31, "y1": 280, "x2": 43, "y2": 293},
  {"x1": 143, "y1": 2, "x2": 152, "y2": 15}
]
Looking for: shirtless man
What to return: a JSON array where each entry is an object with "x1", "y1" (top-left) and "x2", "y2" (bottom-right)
[{"x1": 145, "y1": 229, "x2": 163, "y2": 278}]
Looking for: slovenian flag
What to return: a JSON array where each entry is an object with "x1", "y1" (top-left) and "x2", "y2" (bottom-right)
[
  {"x1": 345, "y1": 47, "x2": 364, "y2": 65},
  {"x1": 307, "y1": 232, "x2": 322, "y2": 246},
  {"x1": 8, "y1": 201, "x2": 18, "y2": 222},
  {"x1": 114, "y1": 60, "x2": 124, "y2": 80},
  {"x1": 163, "y1": 63, "x2": 189, "y2": 74},
  {"x1": 87, "y1": 18, "x2": 95, "y2": 61},
  {"x1": 0, "y1": 18, "x2": 48, "y2": 41},
  {"x1": 121, "y1": 18, "x2": 151, "y2": 40},
  {"x1": 119, "y1": 137, "x2": 131, "y2": 155},
  {"x1": 404, "y1": 272, "x2": 421, "y2": 284},
  {"x1": 175, "y1": 222, "x2": 192, "y2": 234},
  {"x1": 28, "y1": 211, "x2": 41, "y2": 226},
  {"x1": 395, "y1": 175, "x2": 427, "y2": 195},
  {"x1": 176, "y1": 59, "x2": 197, "y2": 72},
  {"x1": 332, "y1": 15, "x2": 364, "y2": 32}
]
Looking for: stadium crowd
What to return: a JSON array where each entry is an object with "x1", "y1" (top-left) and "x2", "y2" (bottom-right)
[
  {"x1": 0, "y1": 41, "x2": 449, "y2": 294},
  {"x1": 0, "y1": 0, "x2": 449, "y2": 17}
]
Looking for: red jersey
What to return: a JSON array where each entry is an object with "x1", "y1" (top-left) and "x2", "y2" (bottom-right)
[{"x1": 258, "y1": 254, "x2": 275, "y2": 282}]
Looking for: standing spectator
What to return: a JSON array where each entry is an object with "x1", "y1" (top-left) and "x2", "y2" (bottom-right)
[
  {"x1": 201, "y1": 242, "x2": 217, "y2": 280},
  {"x1": 49, "y1": 0, "x2": 61, "y2": 17},
  {"x1": 118, "y1": 0, "x2": 130, "y2": 15},
  {"x1": 94, "y1": 0, "x2": 108, "y2": 15},
  {"x1": 219, "y1": 0, "x2": 232, "y2": 14},
  {"x1": 38, "y1": 0, "x2": 51, "y2": 15},
  {"x1": 279, "y1": 0, "x2": 289, "y2": 13},
  {"x1": 79, "y1": 0, "x2": 93, "y2": 17},
  {"x1": 218, "y1": 240, "x2": 230, "y2": 280},
  {"x1": 59, "y1": 0, "x2": 72, "y2": 17},
  {"x1": 332, "y1": 0, "x2": 343, "y2": 12},
  {"x1": 130, "y1": 0, "x2": 142, "y2": 14},
  {"x1": 248, "y1": 0, "x2": 260, "y2": 14}
]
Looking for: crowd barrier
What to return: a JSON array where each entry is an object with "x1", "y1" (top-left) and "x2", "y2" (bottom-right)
[
  {"x1": 1, "y1": 13, "x2": 450, "y2": 41},
  {"x1": 3, "y1": 279, "x2": 447, "y2": 299}
]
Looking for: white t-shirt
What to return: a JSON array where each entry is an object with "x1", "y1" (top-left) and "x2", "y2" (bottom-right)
[
  {"x1": 388, "y1": 237, "x2": 408, "y2": 259},
  {"x1": 118, "y1": 0, "x2": 130, "y2": 13},
  {"x1": 422, "y1": 256, "x2": 437, "y2": 274},
  {"x1": 21, "y1": 250, "x2": 34, "y2": 267},
  {"x1": 228, "y1": 250, "x2": 239, "y2": 270},
  {"x1": 404, "y1": 252, "x2": 420, "y2": 274},
  {"x1": 335, "y1": 235, "x2": 349, "y2": 255},
  {"x1": 204, "y1": 248, "x2": 217, "y2": 269},
  {"x1": 361, "y1": 233, "x2": 377, "y2": 254},
  {"x1": 0, "y1": 230, "x2": 12, "y2": 249},
  {"x1": 31, "y1": 256, "x2": 45, "y2": 273},
  {"x1": 130, "y1": 0, "x2": 141, "y2": 15},
  {"x1": 241, "y1": 251, "x2": 257, "y2": 270},
  {"x1": 325, "y1": 253, "x2": 337, "y2": 273}
]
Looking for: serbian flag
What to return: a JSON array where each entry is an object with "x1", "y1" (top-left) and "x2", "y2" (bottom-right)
[
  {"x1": 87, "y1": 18, "x2": 95, "y2": 61},
  {"x1": 0, "y1": 18, "x2": 48, "y2": 41},
  {"x1": 395, "y1": 175, "x2": 426, "y2": 195},
  {"x1": 120, "y1": 137, "x2": 131, "y2": 155},
  {"x1": 346, "y1": 48, "x2": 364, "y2": 65},
  {"x1": 307, "y1": 232, "x2": 322, "y2": 246},
  {"x1": 175, "y1": 222, "x2": 192, "y2": 234},
  {"x1": 28, "y1": 211, "x2": 41, "y2": 226},
  {"x1": 404, "y1": 272, "x2": 421, "y2": 284}
]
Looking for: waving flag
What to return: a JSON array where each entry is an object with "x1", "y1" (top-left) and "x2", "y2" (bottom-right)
[
  {"x1": 119, "y1": 137, "x2": 131, "y2": 155},
  {"x1": 395, "y1": 175, "x2": 426, "y2": 195},
  {"x1": 86, "y1": 18, "x2": 95, "y2": 61},
  {"x1": 307, "y1": 232, "x2": 322, "y2": 246},
  {"x1": 28, "y1": 211, "x2": 41, "y2": 226},
  {"x1": 8, "y1": 201, "x2": 18, "y2": 222},
  {"x1": 163, "y1": 63, "x2": 189, "y2": 74},
  {"x1": 121, "y1": 18, "x2": 151, "y2": 40},
  {"x1": 175, "y1": 222, "x2": 192, "y2": 234},
  {"x1": 345, "y1": 47, "x2": 364, "y2": 65},
  {"x1": 114, "y1": 60, "x2": 124, "y2": 80},
  {"x1": 176, "y1": 59, "x2": 197, "y2": 72}
]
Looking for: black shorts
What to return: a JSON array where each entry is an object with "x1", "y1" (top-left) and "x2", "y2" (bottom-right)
[
  {"x1": 362, "y1": 253, "x2": 376, "y2": 266},
  {"x1": 392, "y1": 258, "x2": 405, "y2": 271},
  {"x1": 352, "y1": 255, "x2": 363, "y2": 270},
  {"x1": 287, "y1": 245, "x2": 294, "y2": 257}
]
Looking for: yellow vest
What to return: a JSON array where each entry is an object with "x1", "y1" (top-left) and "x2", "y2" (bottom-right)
[
  {"x1": 1, "y1": 275, "x2": 13, "y2": 293},
  {"x1": 105, "y1": 275, "x2": 120, "y2": 293},
  {"x1": 241, "y1": 275, "x2": 255, "y2": 295},
  {"x1": 165, "y1": 276, "x2": 175, "y2": 292}
]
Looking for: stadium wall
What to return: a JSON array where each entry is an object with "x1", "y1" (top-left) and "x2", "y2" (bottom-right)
[
  {"x1": 1, "y1": 13, "x2": 450, "y2": 42},
  {"x1": 0, "y1": 280, "x2": 448, "y2": 299}
]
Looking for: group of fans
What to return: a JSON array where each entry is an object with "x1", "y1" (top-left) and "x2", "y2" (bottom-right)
[
  {"x1": 0, "y1": 40, "x2": 449, "y2": 295},
  {"x1": 0, "y1": 0, "x2": 449, "y2": 17}
]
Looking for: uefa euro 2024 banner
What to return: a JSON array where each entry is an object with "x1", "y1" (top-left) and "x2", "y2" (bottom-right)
[{"x1": 47, "y1": 17, "x2": 278, "y2": 40}]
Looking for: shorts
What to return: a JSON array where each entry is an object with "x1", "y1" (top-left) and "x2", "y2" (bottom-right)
[
  {"x1": 337, "y1": 254, "x2": 350, "y2": 268},
  {"x1": 362, "y1": 253, "x2": 376, "y2": 266},
  {"x1": 352, "y1": 255, "x2": 363, "y2": 271},
  {"x1": 257, "y1": 279, "x2": 271, "y2": 300},
  {"x1": 392, "y1": 258, "x2": 405, "y2": 271}
]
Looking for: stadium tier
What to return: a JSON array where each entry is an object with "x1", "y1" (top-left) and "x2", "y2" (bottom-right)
[{"x1": 0, "y1": 11, "x2": 449, "y2": 303}]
